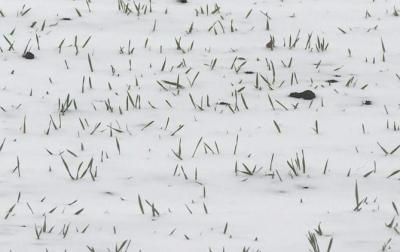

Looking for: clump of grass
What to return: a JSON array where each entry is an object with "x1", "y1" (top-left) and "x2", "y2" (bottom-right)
[
  {"x1": 377, "y1": 142, "x2": 400, "y2": 155},
  {"x1": 194, "y1": 3, "x2": 220, "y2": 16},
  {"x1": 286, "y1": 150, "x2": 306, "y2": 176},
  {"x1": 354, "y1": 180, "x2": 367, "y2": 211},
  {"x1": 381, "y1": 238, "x2": 392, "y2": 252},
  {"x1": 266, "y1": 35, "x2": 275, "y2": 50},
  {"x1": 315, "y1": 36, "x2": 329, "y2": 52},
  {"x1": 114, "y1": 240, "x2": 131, "y2": 252},
  {"x1": 393, "y1": 6, "x2": 399, "y2": 16},
  {"x1": 3, "y1": 34, "x2": 15, "y2": 51},
  {"x1": 117, "y1": 0, "x2": 151, "y2": 16},
  {"x1": 285, "y1": 30, "x2": 300, "y2": 49},
  {"x1": 238, "y1": 163, "x2": 262, "y2": 176},
  {"x1": 18, "y1": 5, "x2": 31, "y2": 16},
  {"x1": 58, "y1": 94, "x2": 77, "y2": 115},
  {"x1": 171, "y1": 138, "x2": 183, "y2": 160},
  {"x1": 307, "y1": 231, "x2": 333, "y2": 252},
  {"x1": 60, "y1": 156, "x2": 96, "y2": 181}
]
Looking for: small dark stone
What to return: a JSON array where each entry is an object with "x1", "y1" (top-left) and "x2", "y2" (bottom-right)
[
  {"x1": 217, "y1": 102, "x2": 230, "y2": 106},
  {"x1": 60, "y1": 17, "x2": 72, "y2": 21},
  {"x1": 325, "y1": 79, "x2": 338, "y2": 84},
  {"x1": 244, "y1": 71, "x2": 255, "y2": 74},
  {"x1": 178, "y1": 0, "x2": 187, "y2": 3},
  {"x1": 363, "y1": 100, "x2": 372, "y2": 105},
  {"x1": 289, "y1": 90, "x2": 316, "y2": 100},
  {"x1": 23, "y1": 52, "x2": 35, "y2": 60}
]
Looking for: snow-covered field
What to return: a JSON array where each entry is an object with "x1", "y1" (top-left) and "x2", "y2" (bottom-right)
[{"x1": 1, "y1": 0, "x2": 400, "y2": 251}]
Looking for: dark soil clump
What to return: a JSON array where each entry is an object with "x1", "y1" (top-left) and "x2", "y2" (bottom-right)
[
  {"x1": 23, "y1": 52, "x2": 35, "y2": 60},
  {"x1": 289, "y1": 90, "x2": 316, "y2": 100}
]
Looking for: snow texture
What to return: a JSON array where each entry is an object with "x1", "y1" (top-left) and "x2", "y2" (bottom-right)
[{"x1": 0, "y1": 0, "x2": 400, "y2": 251}]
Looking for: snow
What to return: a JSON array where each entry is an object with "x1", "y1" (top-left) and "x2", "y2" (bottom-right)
[{"x1": 0, "y1": 0, "x2": 400, "y2": 251}]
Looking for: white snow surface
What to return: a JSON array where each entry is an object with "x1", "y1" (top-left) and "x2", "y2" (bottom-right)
[{"x1": 0, "y1": 0, "x2": 400, "y2": 251}]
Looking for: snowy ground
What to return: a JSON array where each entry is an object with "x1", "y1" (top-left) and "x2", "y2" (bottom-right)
[{"x1": 1, "y1": 0, "x2": 400, "y2": 251}]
